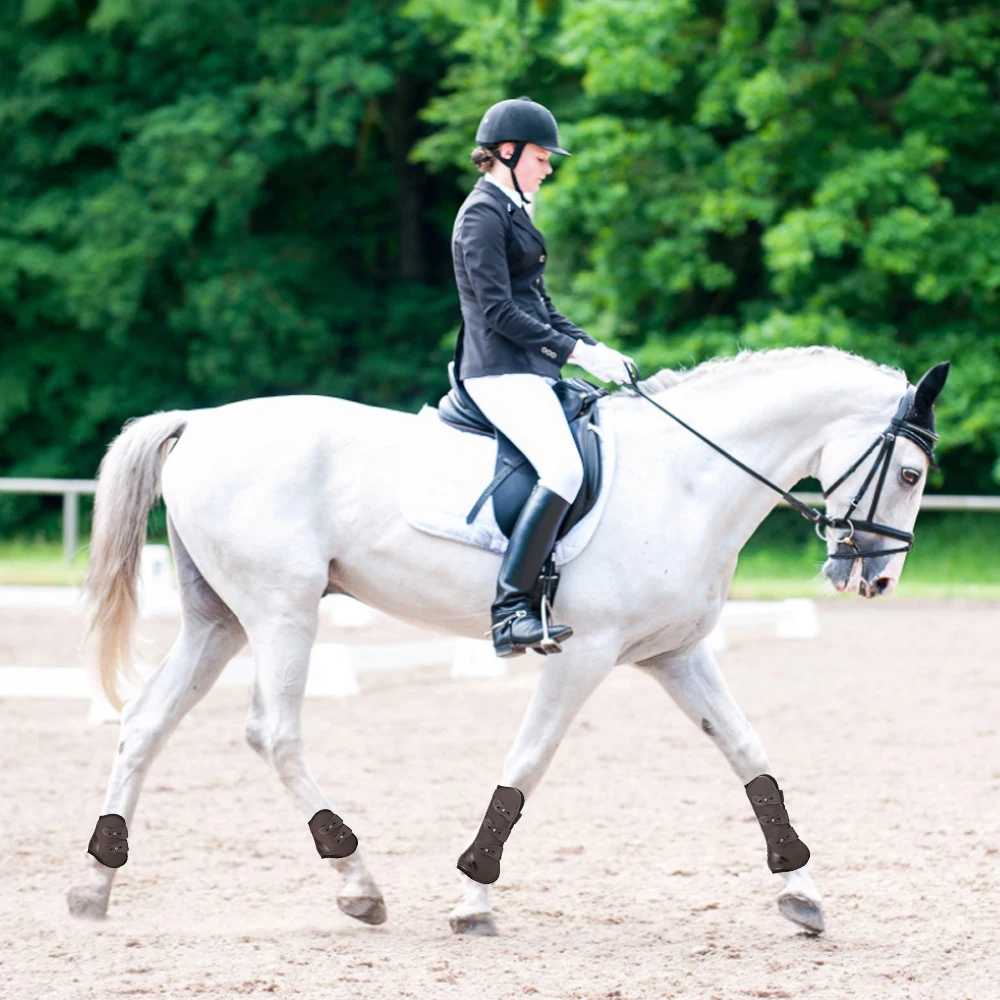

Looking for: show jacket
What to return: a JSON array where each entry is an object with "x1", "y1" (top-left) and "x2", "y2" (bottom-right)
[{"x1": 451, "y1": 177, "x2": 597, "y2": 380}]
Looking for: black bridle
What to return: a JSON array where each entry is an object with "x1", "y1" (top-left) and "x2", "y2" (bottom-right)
[{"x1": 625, "y1": 365, "x2": 939, "y2": 561}]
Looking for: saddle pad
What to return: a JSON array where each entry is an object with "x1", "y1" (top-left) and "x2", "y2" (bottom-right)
[{"x1": 399, "y1": 400, "x2": 615, "y2": 566}]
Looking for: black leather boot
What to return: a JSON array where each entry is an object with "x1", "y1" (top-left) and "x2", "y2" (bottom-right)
[
  {"x1": 488, "y1": 484, "x2": 573, "y2": 656},
  {"x1": 456, "y1": 785, "x2": 524, "y2": 884},
  {"x1": 745, "y1": 774, "x2": 810, "y2": 873}
]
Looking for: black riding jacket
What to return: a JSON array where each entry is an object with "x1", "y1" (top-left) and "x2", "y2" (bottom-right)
[{"x1": 451, "y1": 177, "x2": 597, "y2": 381}]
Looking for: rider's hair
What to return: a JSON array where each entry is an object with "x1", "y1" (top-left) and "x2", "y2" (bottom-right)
[{"x1": 471, "y1": 145, "x2": 498, "y2": 172}]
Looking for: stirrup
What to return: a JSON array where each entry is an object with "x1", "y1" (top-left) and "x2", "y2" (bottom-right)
[{"x1": 537, "y1": 593, "x2": 562, "y2": 653}]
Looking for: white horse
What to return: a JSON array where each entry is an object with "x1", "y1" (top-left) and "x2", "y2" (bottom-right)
[{"x1": 67, "y1": 345, "x2": 948, "y2": 935}]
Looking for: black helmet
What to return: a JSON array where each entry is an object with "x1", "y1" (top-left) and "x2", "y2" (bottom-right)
[{"x1": 476, "y1": 97, "x2": 570, "y2": 156}]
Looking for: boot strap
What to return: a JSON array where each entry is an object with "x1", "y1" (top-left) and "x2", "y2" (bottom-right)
[
  {"x1": 492, "y1": 795, "x2": 521, "y2": 825},
  {"x1": 482, "y1": 814, "x2": 513, "y2": 843},
  {"x1": 473, "y1": 791, "x2": 522, "y2": 846},
  {"x1": 317, "y1": 814, "x2": 345, "y2": 837},
  {"x1": 757, "y1": 810, "x2": 790, "y2": 826},
  {"x1": 472, "y1": 840, "x2": 502, "y2": 860},
  {"x1": 767, "y1": 828, "x2": 800, "y2": 847}
]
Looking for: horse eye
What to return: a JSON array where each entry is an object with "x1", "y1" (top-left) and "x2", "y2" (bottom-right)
[{"x1": 899, "y1": 467, "x2": 921, "y2": 487}]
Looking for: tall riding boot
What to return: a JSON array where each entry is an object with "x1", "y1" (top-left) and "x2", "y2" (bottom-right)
[{"x1": 488, "y1": 484, "x2": 573, "y2": 656}]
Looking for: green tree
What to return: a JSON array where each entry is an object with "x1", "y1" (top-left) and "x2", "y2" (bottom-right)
[{"x1": 0, "y1": 0, "x2": 462, "y2": 534}]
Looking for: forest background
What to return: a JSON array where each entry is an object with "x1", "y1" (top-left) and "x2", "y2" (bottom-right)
[{"x1": 2, "y1": 0, "x2": 999, "y2": 551}]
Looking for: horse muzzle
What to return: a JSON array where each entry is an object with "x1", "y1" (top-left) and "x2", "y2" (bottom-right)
[{"x1": 822, "y1": 550, "x2": 898, "y2": 598}]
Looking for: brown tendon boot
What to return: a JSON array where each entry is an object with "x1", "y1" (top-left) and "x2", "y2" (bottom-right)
[
  {"x1": 456, "y1": 785, "x2": 524, "y2": 884},
  {"x1": 87, "y1": 813, "x2": 128, "y2": 868},
  {"x1": 745, "y1": 774, "x2": 810, "y2": 873},
  {"x1": 308, "y1": 809, "x2": 358, "y2": 859}
]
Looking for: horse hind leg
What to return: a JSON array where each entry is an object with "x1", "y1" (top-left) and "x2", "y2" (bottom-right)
[
  {"x1": 241, "y1": 601, "x2": 386, "y2": 926},
  {"x1": 67, "y1": 518, "x2": 247, "y2": 919}
]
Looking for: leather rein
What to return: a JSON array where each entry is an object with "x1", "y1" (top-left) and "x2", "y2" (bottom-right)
[{"x1": 624, "y1": 364, "x2": 939, "y2": 560}]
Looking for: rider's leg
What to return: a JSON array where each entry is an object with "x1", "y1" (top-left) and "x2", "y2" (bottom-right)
[{"x1": 462, "y1": 373, "x2": 583, "y2": 655}]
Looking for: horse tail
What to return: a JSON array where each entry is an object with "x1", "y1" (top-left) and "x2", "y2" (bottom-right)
[{"x1": 83, "y1": 411, "x2": 190, "y2": 711}]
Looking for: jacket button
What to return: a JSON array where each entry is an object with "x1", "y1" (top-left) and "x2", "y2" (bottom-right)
[
  {"x1": 534, "y1": 279, "x2": 540, "y2": 286},
  {"x1": 539, "y1": 254, "x2": 546, "y2": 262}
]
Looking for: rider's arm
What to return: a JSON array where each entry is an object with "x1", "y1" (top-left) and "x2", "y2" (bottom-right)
[
  {"x1": 456, "y1": 200, "x2": 579, "y2": 365},
  {"x1": 536, "y1": 277, "x2": 598, "y2": 348}
]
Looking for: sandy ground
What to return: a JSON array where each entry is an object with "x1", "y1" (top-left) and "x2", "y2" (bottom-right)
[{"x1": 1, "y1": 600, "x2": 998, "y2": 1000}]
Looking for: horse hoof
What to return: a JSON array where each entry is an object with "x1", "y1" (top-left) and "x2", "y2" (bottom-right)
[
  {"x1": 449, "y1": 911, "x2": 497, "y2": 936},
  {"x1": 66, "y1": 885, "x2": 109, "y2": 920},
  {"x1": 778, "y1": 891, "x2": 825, "y2": 934},
  {"x1": 336, "y1": 894, "x2": 387, "y2": 925}
]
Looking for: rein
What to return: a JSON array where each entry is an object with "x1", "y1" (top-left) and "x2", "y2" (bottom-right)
[{"x1": 624, "y1": 363, "x2": 939, "y2": 560}]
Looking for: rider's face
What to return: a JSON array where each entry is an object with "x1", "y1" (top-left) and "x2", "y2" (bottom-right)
[{"x1": 497, "y1": 142, "x2": 553, "y2": 194}]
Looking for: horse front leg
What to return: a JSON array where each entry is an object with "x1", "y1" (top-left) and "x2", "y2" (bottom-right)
[
  {"x1": 450, "y1": 642, "x2": 615, "y2": 936},
  {"x1": 636, "y1": 639, "x2": 825, "y2": 934}
]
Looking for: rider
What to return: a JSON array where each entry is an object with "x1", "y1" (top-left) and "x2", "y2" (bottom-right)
[{"x1": 452, "y1": 96, "x2": 634, "y2": 657}]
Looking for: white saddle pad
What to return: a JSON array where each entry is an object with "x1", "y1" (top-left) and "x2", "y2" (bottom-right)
[{"x1": 399, "y1": 400, "x2": 615, "y2": 566}]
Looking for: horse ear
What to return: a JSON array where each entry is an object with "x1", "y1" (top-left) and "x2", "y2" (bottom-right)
[{"x1": 908, "y1": 361, "x2": 950, "y2": 422}]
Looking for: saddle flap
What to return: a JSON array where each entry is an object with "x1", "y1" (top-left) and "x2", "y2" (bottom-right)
[{"x1": 399, "y1": 403, "x2": 616, "y2": 569}]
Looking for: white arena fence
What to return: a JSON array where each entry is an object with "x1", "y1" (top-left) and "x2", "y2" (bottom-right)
[{"x1": 2, "y1": 477, "x2": 997, "y2": 565}]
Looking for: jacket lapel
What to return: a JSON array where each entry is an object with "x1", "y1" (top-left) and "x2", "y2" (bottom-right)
[{"x1": 512, "y1": 206, "x2": 546, "y2": 251}]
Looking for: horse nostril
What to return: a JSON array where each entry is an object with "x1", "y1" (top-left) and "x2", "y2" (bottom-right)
[{"x1": 875, "y1": 576, "x2": 891, "y2": 593}]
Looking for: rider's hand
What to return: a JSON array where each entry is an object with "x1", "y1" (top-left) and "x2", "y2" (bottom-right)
[{"x1": 568, "y1": 340, "x2": 635, "y2": 385}]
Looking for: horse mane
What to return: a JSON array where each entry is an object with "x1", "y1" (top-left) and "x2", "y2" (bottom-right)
[{"x1": 634, "y1": 345, "x2": 907, "y2": 395}]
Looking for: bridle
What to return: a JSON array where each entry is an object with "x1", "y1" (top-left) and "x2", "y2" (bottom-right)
[{"x1": 625, "y1": 365, "x2": 939, "y2": 561}]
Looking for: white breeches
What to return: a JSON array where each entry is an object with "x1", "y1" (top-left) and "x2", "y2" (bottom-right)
[{"x1": 462, "y1": 372, "x2": 584, "y2": 504}]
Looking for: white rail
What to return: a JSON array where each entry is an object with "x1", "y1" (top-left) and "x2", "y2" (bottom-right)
[
  {"x1": 1, "y1": 478, "x2": 998, "y2": 565},
  {"x1": 781, "y1": 493, "x2": 1000, "y2": 512},
  {"x1": 0, "y1": 478, "x2": 98, "y2": 563}
]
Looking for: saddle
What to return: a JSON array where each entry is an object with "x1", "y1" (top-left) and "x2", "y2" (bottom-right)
[{"x1": 437, "y1": 362, "x2": 607, "y2": 540}]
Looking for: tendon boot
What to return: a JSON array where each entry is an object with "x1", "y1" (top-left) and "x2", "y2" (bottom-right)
[
  {"x1": 308, "y1": 809, "x2": 358, "y2": 859},
  {"x1": 456, "y1": 785, "x2": 524, "y2": 885},
  {"x1": 488, "y1": 484, "x2": 573, "y2": 656},
  {"x1": 87, "y1": 813, "x2": 128, "y2": 868},
  {"x1": 745, "y1": 774, "x2": 810, "y2": 873}
]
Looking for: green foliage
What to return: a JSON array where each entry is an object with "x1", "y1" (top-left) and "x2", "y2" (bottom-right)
[
  {"x1": 0, "y1": 0, "x2": 460, "y2": 534},
  {"x1": 2, "y1": 0, "x2": 1000, "y2": 539}
]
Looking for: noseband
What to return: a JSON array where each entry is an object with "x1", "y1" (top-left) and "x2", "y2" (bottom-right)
[{"x1": 625, "y1": 367, "x2": 939, "y2": 562}]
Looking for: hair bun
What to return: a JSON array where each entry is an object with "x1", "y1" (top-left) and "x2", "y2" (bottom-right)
[{"x1": 471, "y1": 145, "x2": 496, "y2": 172}]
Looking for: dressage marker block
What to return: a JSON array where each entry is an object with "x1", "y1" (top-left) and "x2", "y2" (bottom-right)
[{"x1": 708, "y1": 599, "x2": 821, "y2": 653}]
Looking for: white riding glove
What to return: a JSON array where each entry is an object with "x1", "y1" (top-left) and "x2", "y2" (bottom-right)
[{"x1": 568, "y1": 340, "x2": 636, "y2": 385}]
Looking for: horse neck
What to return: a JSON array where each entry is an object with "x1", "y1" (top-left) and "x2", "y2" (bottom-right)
[{"x1": 642, "y1": 358, "x2": 903, "y2": 555}]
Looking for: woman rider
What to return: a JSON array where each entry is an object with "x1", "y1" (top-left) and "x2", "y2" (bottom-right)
[{"x1": 452, "y1": 96, "x2": 634, "y2": 658}]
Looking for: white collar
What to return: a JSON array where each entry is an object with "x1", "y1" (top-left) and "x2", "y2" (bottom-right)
[{"x1": 483, "y1": 170, "x2": 523, "y2": 208}]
